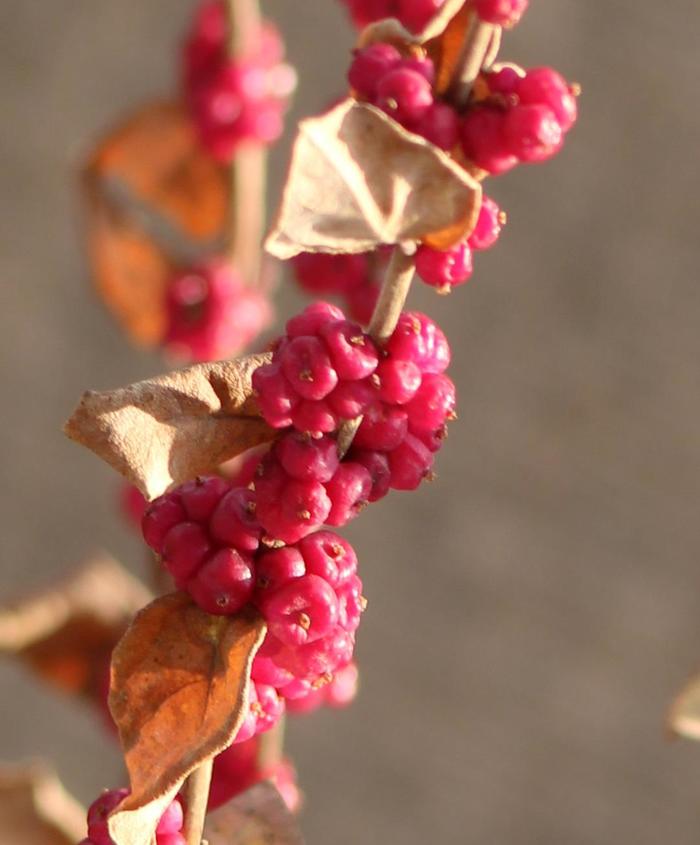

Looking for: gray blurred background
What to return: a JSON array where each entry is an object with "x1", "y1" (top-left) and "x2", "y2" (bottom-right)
[{"x1": 2, "y1": 1, "x2": 700, "y2": 842}]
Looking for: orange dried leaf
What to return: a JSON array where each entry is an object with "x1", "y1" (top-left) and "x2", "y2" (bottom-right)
[
  {"x1": 63, "y1": 354, "x2": 275, "y2": 499},
  {"x1": 107, "y1": 594, "x2": 266, "y2": 845},
  {"x1": 0, "y1": 554, "x2": 151, "y2": 701},
  {"x1": 265, "y1": 99, "x2": 481, "y2": 259},
  {"x1": 668, "y1": 672, "x2": 700, "y2": 741},
  {"x1": 0, "y1": 762, "x2": 86, "y2": 844},
  {"x1": 204, "y1": 782, "x2": 305, "y2": 845},
  {"x1": 82, "y1": 100, "x2": 229, "y2": 346}
]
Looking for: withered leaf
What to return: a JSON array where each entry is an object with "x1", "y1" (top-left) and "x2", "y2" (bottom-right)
[
  {"x1": 204, "y1": 782, "x2": 305, "y2": 845},
  {"x1": 668, "y1": 672, "x2": 700, "y2": 741},
  {"x1": 0, "y1": 762, "x2": 86, "y2": 844},
  {"x1": 107, "y1": 593, "x2": 266, "y2": 845},
  {"x1": 265, "y1": 99, "x2": 481, "y2": 259},
  {"x1": 82, "y1": 100, "x2": 229, "y2": 346},
  {"x1": 64, "y1": 353, "x2": 275, "y2": 500},
  {"x1": 0, "y1": 553, "x2": 151, "y2": 701}
]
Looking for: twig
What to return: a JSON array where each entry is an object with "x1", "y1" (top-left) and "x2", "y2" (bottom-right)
[
  {"x1": 447, "y1": 16, "x2": 498, "y2": 109},
  {"x1": 183, "y1": 758, "x2": 214, "y2": 845},
  {"x1": 257, "y1": 714, "x2": 286, "y2": 771}
]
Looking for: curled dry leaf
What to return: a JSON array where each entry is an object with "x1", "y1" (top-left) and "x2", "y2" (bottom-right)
[
  {"x1": 82, "y1": 100, "x2": 229, "y2": 346},
  {"x1": 63, "y1": 353, "x2": 275, "y2": 500},
  {"x1": 265, "y1": 99, "x2": 481, "y2": 260},
  {"x1": 0, "y1": 553, "x2": 151, "y2": 702},
  {"x1": 204, "y1": 781, "x2": 305, "y2": 845},
  {"x1": 0, "y1": 762, "x2": 86, "y2": 844},
  {"x1": 668, "y1": 672, "x2": 700, "y2": 741},
  {"x1": 107, "y1": 593, "x2": 266, "y2": 845}
]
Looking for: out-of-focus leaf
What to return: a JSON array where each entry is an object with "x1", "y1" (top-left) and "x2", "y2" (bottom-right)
[{"x1": 204, "y1": 781, "x2": 305, "y2": 845}]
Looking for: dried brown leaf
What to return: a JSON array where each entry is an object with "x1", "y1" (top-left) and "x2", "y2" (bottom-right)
[
  {"x1": 82, "y1": 100, "x2": 229, "y2": 346},
  {"x1": 204, "y1": 782, "x2": 305, "y2": 845},
  {"x1": 0, "y1": 553, "x2": 151, "y2": 701},
  {"x1": 107, "y1": 593, "x2": 266, "y2": 845},
  {"x1": 0, "y1": 762, "x2": 86, "y2": 844},
  {"x1": 63, "y1": 354, "x2": 275, "y2": 499},
  {"x1": 265, "y1": 99, "x2": 481, "y2": 260},
  {"x1": 668, "y1": 672, "x2": 700, "y2": 741}
]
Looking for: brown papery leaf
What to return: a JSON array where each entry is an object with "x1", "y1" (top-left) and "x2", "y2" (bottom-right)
[
  {"x1": 668, "y1": 672, "x2": 700, "y2": 741},
  {"x1": 265, "y1": 99, "x2": 481, "y2": 260},
  {"x1": 64, "y1": 354, "x2": 275, "y2": 500},
  {"x1": 82, "y1": 100, "x2": 229, "y2": 346},
  {"x1": 204, "y1": 782, "x2": 305, "y2": 845},
  {"x1": 107, "y1": 594, "x2": 266, "y2": 845},
  {"x1": 0, "y1": 762, "x2": 86, "y2": 844},
  {"x1": 0, "y1": 553, "x2": 151, "y2": 701}
]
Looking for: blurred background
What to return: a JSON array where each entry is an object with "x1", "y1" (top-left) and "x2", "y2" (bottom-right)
[{"x1": 2, "y1": 0, "x2": 700, "y2": 842}]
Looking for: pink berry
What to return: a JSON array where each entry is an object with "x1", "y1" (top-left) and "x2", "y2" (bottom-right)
[
  {"x1": 290, "y1": 399, "x2": 339, "y2": 435},
  {"x1": 87, "y1": 788, "x2": 129, "y2": 842},
  {"x1": 142, "y1": 495, "x2": 186, "y2": 553},
  {"x1": 459, "y1": 106, "x2": 518, "y2": 174},
  {"x1": 234, "y1": 685, "x2": 260, "y2": 744},
  {"x1": 256, "y1": 546, "x2": 306, "y2": 593},
  {"x1": 252, "y1": 363, "x2": 299, "y2": 429},
  {"x1": 156, "y1": 799, "x2": 184, "y2": 836},
  {"x1": 324, "y1": 463, "x2": 372, "y2": 526},
  {"x1": 162, "y1": 522, "x2": 212, "y2": 586},
  {"x1": 327, "y1": 379, "x2": 377, "y2": 419},
  {"x1": 503, "y1": 103, "x2": 563, "y2": 162},
  {"x1": 517, "y1": 66, "x2": 578, "y2": 132},
  {"x1": 397, "y1": 0, "x2": 445, "y2": 31},
  {"x1": 474, "y1": 0, "x2": 528, "y2": 26},
  {"x1": 293, "y1": 253, "x2": 368, "y2": 295},
  {"x1": 179, "y1": 475, "x2": 230, "y2": 522},
  {"x1": 298, "y1": 531, "x2": 358, "y2": 588},
  {"x1": 252, "y1": 682, "x2": 285, "y2": 733},
  {"x1": 345, "y1": 281, "x2": 380, "y2": 325},
  {"x1": 325, "y1": 661, "x2": 359, "y2": 708},
  {"x1": 346, "y1": 448, "x2": 391, "y2": 502},
  {"x1": 257, "y1": 478, "x2": 331, "y2": 544},
  {"x1": 286, "y1": 301, "x2": 345, "y2": 338},
  {"x1": 386, "y1": 312, "x2": 451, "y2": 374},
  {"x1": 486, "y1": 65, "x2": 523, "y2": 96},
  {"x1": 270, "y1": 759, "x2": 301, "y2": 813},
  {"x1": 348, "y1": 43, "x2": 402, "y2": 99},
  {"x1": 187, "y1": 548, "x2": 255, "y2": 615},
  {"x1": 354, "y1": 403, "x2": 409, "y2": 452},
  {"x1": 157, "y1": 835, "x2": 187, "y2": 845},
  {"x1": 411, "y1": 101, "x2": 459, "y2": 150},
  {"x1": 280, "y1": 336, "x2": 339, "y2": 400},
  {"x1": 376, "y1": 68, "x2": 434, "y2": 125},
  {"x1": 468, "y1": 196, "x2": 504, "y2": 251},
  {"x1": 275, "y1": 626, "x2": 354, "y2": 680},
  {"x1": 120, "y1": 483, "x2": 147, "y2": 528},
  {"x1": 276, "y1": 432, "x2": 340, "y2": 482},
  {"x1": 405, "y1": 373, "x2": 456, "y2": 431},
  {"x1": 336, "y1": 575, "x2": 365, "y2": 633},
  {"x1": 284, "y1": 685, "x2": 325, "y2": 714},
  {"x1": 209, "y1": 487, "x2": 262, "y2": 552},
  {"x1": 388, "y1": 433, "x2": 435, "y2": 490},
  {"x1": 259, "y1": 574, "x2": 339, "y2": 646},
  {"x1": 320, "y1": 320, "x2": 379, "y2": 381},
  {"x1": 415, "y1": 241, "x2": 473, "y2": 292},
  {"x1": 251, "y1": 645, "x2": 294, "y2": 687},
  {"x1": 413, "y1": 422, "x2": 448, "y2": 453},
  {"x1": 374, "y1": 359, "x2": 422, "y2": 404}
]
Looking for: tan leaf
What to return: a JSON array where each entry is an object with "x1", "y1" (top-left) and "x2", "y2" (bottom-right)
[
  {"x1": 63, "y1": 354, "x2": 275, "y2": 500},
  {"x1": 0, "y1": 762, "x2": 86, "y2": 844},
  {"x1": 0, "y1": 553, "x2": 151, "y2": 702},
  {"x1": 107, "y1": 594, "x2": 266, "y2": 845},
  {"x1": 668, "y1": 672, "x2": 700, "y2": 741},
  {"x1": 204, "y1": 781, "x2": 305, "y2": 845},
  {"x1": 82, "y1": 100, "x2": 229, "y2": 346},
  {"x1": 265, "y1": 99, "x2": 481, "y2": 260}
]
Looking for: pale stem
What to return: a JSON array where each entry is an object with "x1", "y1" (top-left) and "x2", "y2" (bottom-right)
[
  {"x1": 257, "y1": 714, "x2": 286, "y2": 771},
  {"x1": 183, "y1": 757, "x2": 214, "y2": 845},
  {"x1": 225, "y1": 0, "x2": 266, "y2": 285},
  {"x1": 447, "y1": 17, "x2": 498, "y2": 109}
]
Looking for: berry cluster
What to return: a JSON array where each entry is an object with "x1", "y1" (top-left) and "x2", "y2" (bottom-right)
[
  {"x1": 80, "y1": 791, "x2": 184, "y2": 845},
  {"x1": 184, "y1": 0, "x2": 296, "y2": 161},
  {"x1": 163, "y1": 259, "x2": 272, "y2": 362},
  {"x1": 142, "y1": 477, "x2": 365, "y2": 737}
]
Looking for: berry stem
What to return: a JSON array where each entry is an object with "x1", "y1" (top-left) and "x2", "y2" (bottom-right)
[
  {"x1": 257, "y1": 713, "x2": 286, "y2": 771},
  {"x1": 183, "y1": 757, "x2": 214, "y2": 845},
  {"x1": 447, "y1": 15, "x2": 499, "y2": 109},
  {"x1": 225, "y1": 0, "x2": 266, "y2": 286}
]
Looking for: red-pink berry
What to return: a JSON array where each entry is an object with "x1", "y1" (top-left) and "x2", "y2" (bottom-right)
[
  {"x1": 373, "y1": 359, "x2": 422, "y2": 405},
  {"x1": 251, "y1": 648, "x2": 294, "y2": 688},
  {"x1": 274, "y1": 625, "x2": 354, "y2": 681},
  {"x1": 388, "y1": 433, "x2": 435, "y2": 490},
  {"x1": 259, "y1": 574, "x2": 339, "y2": 646},
  {"x1": 386, "y1": 312, "x2": 451, "y2": 374},
  {"x1": 354, "y1": 403, "x2": 409, "y2": 452},
  {"x1": 87, "y1": 788, "x2": 129, "y2": 842},
  {"x1": 345, "y1": 281, "x2": 380, "y2": 325},
  {"x1": 156, "y1": 799, "x2": 184, "y2": 836},
  {"x1": 252, "y1": 363, "x2": 299, "y2": 429},
  {"x1": 474, "y1": 0, "x2": 528, "y2": 26},
  {"x1": 415, "y1": 241, "x2": 473, "y2": 292},
  {"x1": 256, "y1": 546, "x2": 306, "y2": 593},
  {"x1": 336, "y1": 575, "x2": 365, "y2": 633},
  {"x1": 209, "y1": 487, "x2": 262, "y2": 552},
  {"x1": 459, "y1": 106, "x2": 518, "y2": 174},
  {"x1": 298, "y1": 531, "x2": 358, "y2": 588},
  {"x1": 325, "y1": 661, "x2": 359, "y2": 708},
  {"x1": 320, "y1": 320, "x2": 379, "y2": 381},
  {"x1": 157, "y1": 835, "x2": 187, "y2": 845},
  {"x1": 376, "y1": 68, "x2": 434, "y2": 124},
  {"x1": 413, "y1": 422, "x2": 448, "y2": 453},
  {"x1": 468, "y1": 195, "x2": 504, "y2": 251},
  {"x1": 179, "y1": 475, "x2": 230, "y2": 522},
  {"x1": 348, "y1": 43, "x2": 403, "y2": 99},
  {"x1": 280, "y1": 336, "x2": 339, "y2": 400},
  {"x1": 397, "y1": 0, "x2": 445, "y2": 31},
  {"x1": 327, "y1": 379, "x2": 377, "y2": 418},
  {"x1": 293, "y1": 252, "x2": 368, "y2": 295},
  {"x1": 162, "y1": 522, "x2": 212, "y2": 586},
  {"x1": 346, "y1": 448, "x2": 392, "y2": 502},
  {"x1": 405, "y1": 372, "x2": 456, "y2": 431},
  {"x1": 411, "y1": 101, "x2": 460, "y2": 150},
  {"x1": 276, "y1": 432, "x2": 340, "y2": 482},
  {"x1": 142, "y1": 495, "x2": 186, "y2": 553},
  {"x1": 253, "y1": 682, "x2": 285, "y2": 734},
  {"x1": 324, "y1": 462, "x2": 372, "y2": 526},
  {"x1": 187, "y1": 548, "x2": 255, "y2": 615},
  {"x1": 290, "y1": 399, "x2": 339, "y2": 436},
  {"x1": 486, "y1": 65, "x2": 523, "y2": 96},
  {"x1": 257, "y1": 478, "x2": 331, "y2": 544},
  {"x1": 503, "y1": 103, "x2": 563, "y2": 162},
  {"x1": 286, "y1": 301, "x2": 344, "y2": 338},
  {"x1": 517, "y1": 66, "x2": 578, "y2": 133}
]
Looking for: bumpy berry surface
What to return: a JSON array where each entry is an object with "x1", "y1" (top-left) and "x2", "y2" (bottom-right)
[
  {"x1": 474, "y1": 0, "x2": 529, "y2": 26},
  {"x1": 468, "y1": 195, "x2": 505, "y2": 251},
  {"x1": 415, "y1": 242, "x2": 473, "y2": 293},
  {"x1": 86, "y1": 791, "x2": 184, "y2": 845}
]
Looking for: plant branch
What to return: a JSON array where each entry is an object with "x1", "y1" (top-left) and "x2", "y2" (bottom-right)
[
  {"x1": 257, "y1": 714, "x2": 286, "y2": 771},
  {"x1": 447, "y1": 16, "x2": 499, "y2": 109},
  {"x1": 183, "y1": 758, "x2": 214, "y2": 845}
]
